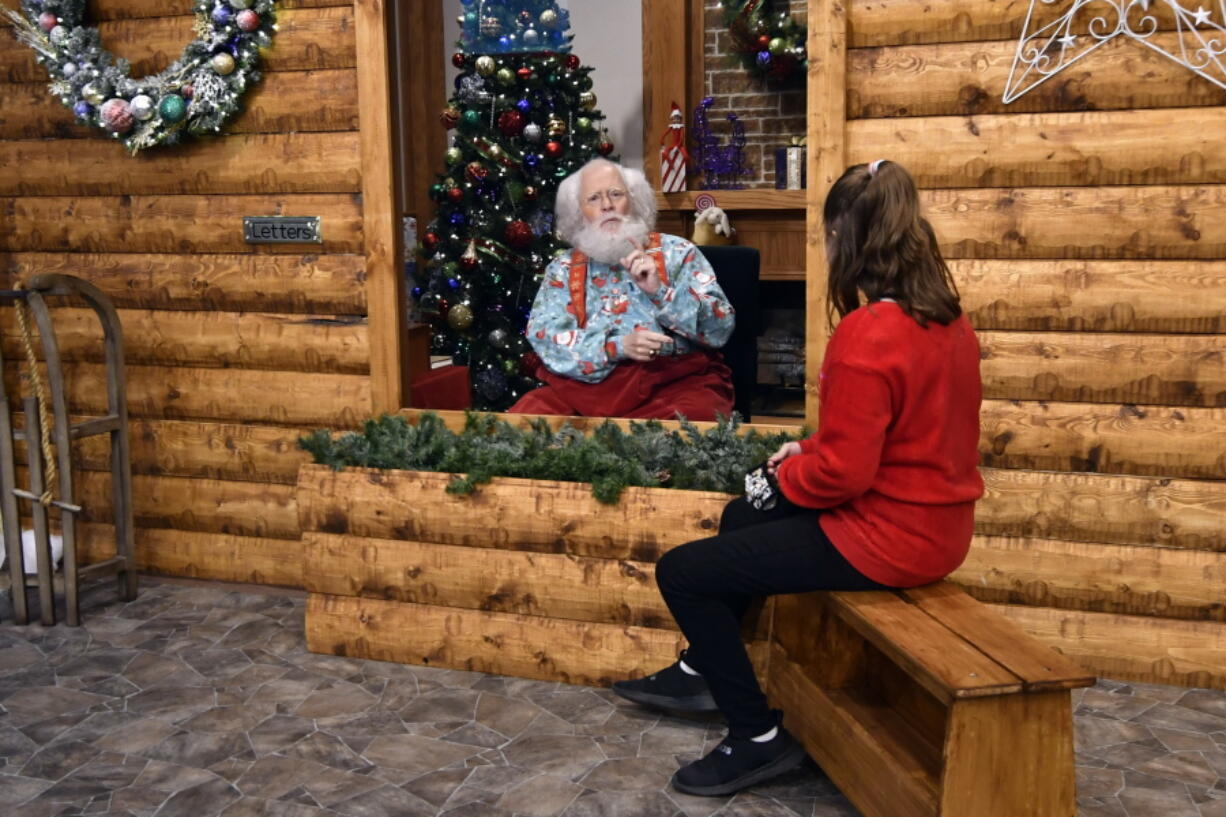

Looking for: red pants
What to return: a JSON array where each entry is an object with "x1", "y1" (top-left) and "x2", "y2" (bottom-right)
[{"x1": 508, "y1": 351, "x2": 735, "y2": 421}]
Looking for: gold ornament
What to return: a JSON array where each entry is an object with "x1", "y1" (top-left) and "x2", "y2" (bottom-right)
[
  {"x1": 546, "y1": 116, "x2": 566, "y2": 137},
  {"x1": 579, "y1": 91, "x2": 597, "y2": 110},
  {"x1": 211, "y1": 52, "x2": 237, "y2": 76},
  {"x1": 447, "y1": 303, "x2": 475, "y2": 330},
  {"x1": 539, "y1": 9, "x2": 558, "y2": 28},
  {"x1": 475, "y1": 55, "x2": 496, "y2": 76}
]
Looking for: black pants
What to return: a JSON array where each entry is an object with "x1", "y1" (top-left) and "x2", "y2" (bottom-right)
[{"x1": 654, "y1": 496, "x2": 890, "y2": 739}]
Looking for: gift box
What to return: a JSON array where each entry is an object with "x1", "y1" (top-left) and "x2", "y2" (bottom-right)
[{"x1": 774, "y1": 145, "x2": 806, "y2": 190}]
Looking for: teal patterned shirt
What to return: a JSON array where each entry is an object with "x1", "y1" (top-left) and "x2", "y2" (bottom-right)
[{"x1": 526, "y1": 234, "x2": 736, "y2": 383}]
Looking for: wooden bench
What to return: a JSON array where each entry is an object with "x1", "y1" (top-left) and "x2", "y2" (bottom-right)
[{"x1": 764, "y1": 581, "x2": 1095, "y2": 817}]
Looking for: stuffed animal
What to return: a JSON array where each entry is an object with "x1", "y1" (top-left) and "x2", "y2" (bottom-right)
[
  {"x1": 691, "y1": 205, "x2": 734, "y2": 246},
  {"x1": 0, "y1": 526, "x2": 63, "y2": 574}
]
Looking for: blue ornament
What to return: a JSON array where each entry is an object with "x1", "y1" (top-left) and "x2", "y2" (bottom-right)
[
  {"x1": 411, "y1": 286, "x2": 423, "y2": 299},
  {"x1": 212, "y1": 4, "x2": 232, "y2": 25},
  {"x1": 73, "y1": 101, "x2": 92, "y2": 118},
  {"x1": 448, "y1": 278, "x2": 461, "y2": 289},
  {"x1": 524, "y1": 153, "x2": 541, "y2": 169},
  {"x1": 498, "y1": 36, "x2": 511, "y2": 50},
  {"x1": 516, "y1": 98, "x2": 531, "y2": 114},
  {"x1": 756, "y1": 51, "x2": 772, "y2": 68},
  {"x1": 460, "y1": 0, "x2": 473, "y2": 5},
  {"x1": 449, "y1": 211, "x2": 467, "y2": 227}
]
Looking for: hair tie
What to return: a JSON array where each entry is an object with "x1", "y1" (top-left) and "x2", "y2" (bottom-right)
[{"x1": 868, "y1": 159, "x2": 886, "y2": 177}]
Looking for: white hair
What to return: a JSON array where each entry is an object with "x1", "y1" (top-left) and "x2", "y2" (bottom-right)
[{"x1": 554, "y1": 159, "x2": 657, "y2": 246}]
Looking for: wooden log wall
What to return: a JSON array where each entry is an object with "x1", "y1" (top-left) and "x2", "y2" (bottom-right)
[
  {"x1": 836, "y1": 0, "x2": 1226, "y2": 688},
  {"x1": 0, "y1": 0, "x2": 399, "y2": 586}
]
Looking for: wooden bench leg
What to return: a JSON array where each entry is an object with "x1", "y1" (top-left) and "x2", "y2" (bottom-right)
[{"x1": 939, "y1": 691, "x2": 1077, "y2": 817}]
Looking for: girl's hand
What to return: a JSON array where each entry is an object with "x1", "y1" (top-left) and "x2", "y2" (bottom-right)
[{"x1": 766, "y1": 441, "x2": 802, "y2": 474}]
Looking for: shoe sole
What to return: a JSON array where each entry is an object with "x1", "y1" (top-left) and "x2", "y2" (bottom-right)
[
  {"x1": 670, "y1": 741, "x2": 808, "y2": 797},
  {"x1": 611, "y1": 685, "x2": 720, "y2": 713}
]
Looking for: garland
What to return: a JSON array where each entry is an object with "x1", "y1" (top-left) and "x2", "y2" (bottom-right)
[
  {"x1": 299, "y1": 413, "x2": 804, "y2": 505},
  {"x1": 4, "y1": 0, "x2": 276, "y2": 154},
  {"x1": 724, "y1": 0, "x2": 807, "y2": 85}
]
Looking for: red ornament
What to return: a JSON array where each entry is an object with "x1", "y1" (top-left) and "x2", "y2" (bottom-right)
[
  {"x1": 565, "y1": 54, "x2": 580, "y2": 70},
  {"x1": 757, "y1": 35, "x2": 770, "y2": 48},
  {"x1": 38, "y1": 12, "x2": 57, "y2": 31},
  {"x1": 504, "y1": 220, "x2": 534, "y2": 249},
  {"x1": 452, "y1": 52, "x2": 467, "y2": 68},
  {"x1": 516, "y1": 67, "x2": 533, "y2": 81},
  {"x1": 497, "y1": 110, "x2": 525, "y2": 137},
  {"x1": 465, "y1": 161, "x2": 489, "y2": 183},
  {"x1": 447, "y1": 187, "x2": 464, "y2": 203},
  {"x1": 440, "y1": 106, "x2": 460, "y2": 129},
  {"x1": 236, "y1": 9, "x2": 260, "y2": 31},
  {"x1": 597, "y1": 140, "x2": 615, "y2": 156},
  {"x1": 181, "y1": 84, "x2": 194, "y2": 99},
  {"x1": 544, "y1": 140, "x2": 563, "y2": 159},
  {"x1": 422, "y1": 232, "x2": 440, "y2": 254}
]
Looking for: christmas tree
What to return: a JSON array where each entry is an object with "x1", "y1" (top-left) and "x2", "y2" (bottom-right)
[{"x1": 414, "y1": 0, "x2": 615, "y2": 411}]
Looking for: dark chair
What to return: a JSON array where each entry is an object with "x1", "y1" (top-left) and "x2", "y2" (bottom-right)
[{"x1": 698, "y1": 245, "x2": 761, "y2": 422}]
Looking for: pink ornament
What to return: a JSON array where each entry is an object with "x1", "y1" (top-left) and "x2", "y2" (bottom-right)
[
  {"x1": 182, "y1": 84, "x2": 194, "y2": 99},
  {"x1": 236, "y1": 10, "x2": 260, "y2": 32},
  {"x1": 99, "y1": 99, "x2": 134, "y2": 134},
  {"x1": 38, "y1": 12, "x2": 57, "y2": 32}
]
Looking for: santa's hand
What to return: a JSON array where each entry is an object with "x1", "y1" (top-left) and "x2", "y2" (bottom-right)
[
  {"x1": 622, "y1": 330, "x2": 671, "y2": 362},
  {"x1": 620, "y1": 238, "x2": 661, "y2": 295}
]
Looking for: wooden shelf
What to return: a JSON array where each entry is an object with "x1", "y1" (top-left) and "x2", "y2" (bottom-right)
[{"x1": 657, "y1": 189, "x2": 807, "y2": 211}]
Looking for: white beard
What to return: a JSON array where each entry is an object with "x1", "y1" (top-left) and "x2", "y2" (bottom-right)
[{"x1": 571, "y1": 216, "x2": 650, "y2": 266}]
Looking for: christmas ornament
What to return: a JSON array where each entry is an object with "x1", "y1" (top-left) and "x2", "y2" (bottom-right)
[
  {"x1": 460, "y1": 109, "x2": 482, "y2": 130},
  {"x1": 1004, "y1": 1, "x2": 1226, "y2": 102},
  {"x1": 597, "y1": 140, "x2": 615, "y2": 156},
  {"x1": 575, "y1": 116, "x2": 592, "y2": 132},
  {"x1": 448, "y1": 303, "x2": 475, "y2": 330},
  {"x1": 523, "y1": 29, "x2": 540, "y2": 47},
  {"x1": 504, "y1": 220, "x2": 533, "y2": 249},
  {"x1": 544, "y1": 140, "x2": 563, "y2": 159},
  {"x1": 460, "y1": 240, "x2": 479, "y2": 270},
  {"x1": 579, "y1": 91, "x2": 597, "y2": 110},
  {"x1": 523, "y1": 185, "x2": 538, "y2": 201},
  {"x1": 465, "y1": 161, "x2": 489, "y2": 183},
  {"x1": 724, "y1": 0, "x2": 807, "y2": 84},
  {"x1": 2, "y1": 0, "x2": 278, "y2": 153},
  {"x1": 517, "y1": 67, "x2": 533, "y2": 81},
  {"x1": 480, "y1": 16, "x2": 502, "y2": 37},
  {"x1": 237, "y1": 10, "x2": 261, "y2": 32},
  {"x1": 522, "y1": 123, "x2": 543, "y2": 143},
  {"x1": 447, "y1": 187, "x2": 464, "y2": 203},
  {"x1": 496, "y1": 67, "x2": 516, "y2": 86},
  {"x1": 211, "y1": 52, "x2": 237, "y2": 76},
  {"x1": 497, "y1": 110, "x2": 524, "y2": 136},
  {"x1": 475, "y1": 55, "x2": 496, "y2": 76},
  {"x1": 158, "y1": 94, "x2": 188, "y2": 124},
  {"x1": 565, "y1": 54, "x2": 580, "y2": 69},
  {"x1": 475, "y1": 368, "x2": 507, "y2": 401},
  {"x1": 546, "y1": 116, "x2": 566, "y2": 136},
  {"x1": 452, "y1": 52, "x2": 467, "y2": 68},
  {"x1": 539, "y1": 9, "x2": 558, "y2": 28},
  {"x1": 516, "y1": 98, "x2": 531, "y2": 113},
  {"x1": 441, "y1": 106, "x2": 461, "y2": 128},
  {"x1": 422, "y1": 232, "x2": 440, "y2": 253},
  {"x1": 99, "y1": 99, "x2": 134, "y2": 133},
  {"x1": 445, "y1": 146, "x2": 463, "y2": 165},
  {"x1": 489, "y1": 328, "x2": 509, "y2": 349},
  {"x1": 523, "y1": 152, "x2": 541, "y2": 169}
]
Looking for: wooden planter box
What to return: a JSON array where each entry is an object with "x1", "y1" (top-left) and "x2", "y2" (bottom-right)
[{"x1": 296, "y1": 464, "x2": 744, "y2": 686}]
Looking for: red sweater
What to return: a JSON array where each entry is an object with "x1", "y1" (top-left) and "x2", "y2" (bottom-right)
[{"x1": 775, "y1": 302, "x2": 984, "y2": 587}]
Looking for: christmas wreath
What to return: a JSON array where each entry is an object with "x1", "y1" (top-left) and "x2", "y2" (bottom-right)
[
  {"x1": 3, "y1": 0, "x2": 276, "y2": 154},
  {"x1": 724, "y1": 0, "x2": 807, "y2": 85}
]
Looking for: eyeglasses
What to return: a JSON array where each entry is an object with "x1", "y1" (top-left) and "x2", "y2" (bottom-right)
[{"x1": 583, "y1": 188, "x2": 627, "y2": 207}]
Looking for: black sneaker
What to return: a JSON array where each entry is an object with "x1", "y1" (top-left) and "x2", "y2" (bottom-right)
[
  {"x1": 671, "y1": 722, "x2": 808, "y2": 796},
  {"x1": 611, "y1": 653, "x2": 718, "y2": 712}
]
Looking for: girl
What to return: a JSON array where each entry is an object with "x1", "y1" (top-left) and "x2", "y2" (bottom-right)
[{"x1": 612, "y1": 160, "x2": 984, "y2": 797}]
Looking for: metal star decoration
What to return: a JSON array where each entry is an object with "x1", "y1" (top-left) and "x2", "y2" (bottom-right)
[{"x1": 1004, "y1": 0, "x2": 1226, "y2": 102}]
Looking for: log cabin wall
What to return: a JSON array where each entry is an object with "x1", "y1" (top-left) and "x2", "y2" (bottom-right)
[
  {"x1": 0, "y1": 0, "x2": 408, "y2": 588},
  {"x1": 836, "y1": 0, "x2": 1226, "y2": 687}
]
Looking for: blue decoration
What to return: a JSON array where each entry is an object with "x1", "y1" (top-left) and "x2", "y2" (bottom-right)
[
  {"x1": 449, "y1": 211, "x2": 467, "y2": 227},
  {"x1": 411, "y1": 286, "x2": 423, "y2": 299},
  {"x1": 516, "y1": 98, "x2": 531, "y2": 114},
  {"x1": 212, "y1": 5, "x2": 232, "y2": 26},
  {"x1": 73, "y1": 101, "x2": 92, "y2": 118},
  {"x1": 523, "y1": 153, "x2": 541, "y2": 169},
  {"x1": 756, "y1": 51, "x2": 772, "y2": 68},
  {"x1": 498, "y1": 36, "x2": 511, "y2": 49},
  {"x1": 448, "y1": 278, "x2": 461, "y2": 290},
  {"x1": 692, "y1": 96, "x2": 750, "y2": 190}
]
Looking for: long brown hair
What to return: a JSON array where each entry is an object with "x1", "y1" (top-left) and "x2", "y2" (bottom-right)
[{"x1": 823, "y1": 160, "x2": 961, "y2": 328}]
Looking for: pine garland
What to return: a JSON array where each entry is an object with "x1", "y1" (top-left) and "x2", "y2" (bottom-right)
[{"x1": 299, "y1": 413, "x2": 805, "y2": 505}]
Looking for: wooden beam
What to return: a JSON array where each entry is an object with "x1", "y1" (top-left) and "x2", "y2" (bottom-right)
[
  {"x1": 0, "y1": 71, "x2": 360, "y2": 141},
  {"x1": 978, "y1": 330, "x2": 1226, "y2": 407},
  {"x1": 354, "y1": 0, "x2": 408, "y2": 414},
  {"x1": 0, "y1": 308, "x2": 369, "y2": 374},
  {"x1": 6, "y1": 363, "x2": 370, "y2": 427},
  {"x1": 848, "y1": 107, "x2": 1226, "y2": 189},
  {"x1": 304, "y1": 532, "x2": 675, "y2": 629},
  {"x1": 0, "y1": 252, "x2": 367, "y2": 315},
  {"x1": 847, "y1": 33, "x2": 1226, "y2": 119},
  {"x1": 641, "y1": 0, "x2": 692, "y2": 188},
  {"x1": 979, "y1": 399, "x2": 1226, "y2": 480},
  {"x1": 0, "y1": 194, "x2": 363, "y2": 255},
  {"x1": 993, "y1": 604, "x2": 1226, "y2": 691},
  {"x1": 977, "y1": 467, "x2": 1226, "y2": 551},
  {"x1": 0, "y1": 0, "x2": 346, "y2": 20},
  {"x1": 306, "y1": 593, "x2": 685, "y2": 686},
  {"x1": 393, "y1": 0, "x2": 445, "y2": 227},
  {"x1": 954, "y1": 534, "x2": 1226, "y2": 622},
  {"x1": 1, "y1": 6, "x2": 357, "y2": 82},
  {"x1": 0, "y1": 132, "x2": 362, "y2": 196},
  {"x1": 924, "y1": 185, "x2": 1226, "y2": 260},
  {"x1": 805, "y1": 0, "x2": 847, "y2": 425},
  {"x1": 952, "y1": 259, "x2": 1226, "y2": 333},
  {"x1": 296, "y1": 465, "x2": 729, "y2": 562}
]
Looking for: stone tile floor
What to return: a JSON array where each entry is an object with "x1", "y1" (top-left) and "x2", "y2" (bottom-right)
[{"x1": 1, "y1": 579, "x2": 1225, "y2": 817}]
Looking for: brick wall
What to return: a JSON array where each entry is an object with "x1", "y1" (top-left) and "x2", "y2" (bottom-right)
[{"x1": 703, "y1": 0, "x2": 808, "y2": 189}]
